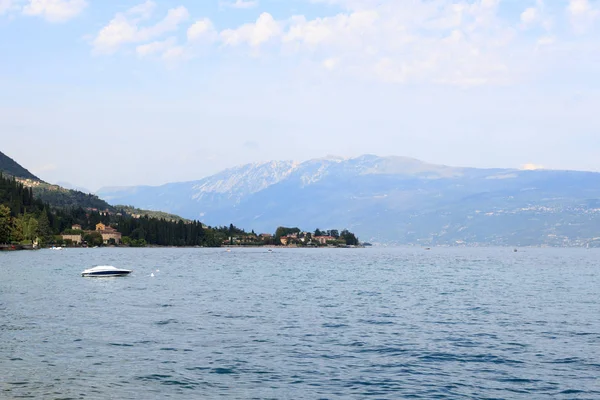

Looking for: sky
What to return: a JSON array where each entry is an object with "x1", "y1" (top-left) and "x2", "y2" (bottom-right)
[{"x1": 1, "y1": 0, "x2": 599, "y2": 191}]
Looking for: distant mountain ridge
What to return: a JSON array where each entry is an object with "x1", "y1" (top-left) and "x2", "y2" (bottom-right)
[{"x1": 97, "y1": 155, "x2": 600, "y2": 246}]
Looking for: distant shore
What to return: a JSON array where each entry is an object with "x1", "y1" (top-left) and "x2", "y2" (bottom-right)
[{"x1": 0, "y1": 243, "x2": 367, "y2": 251}]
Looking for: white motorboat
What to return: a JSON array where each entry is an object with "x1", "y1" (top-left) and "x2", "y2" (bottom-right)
[{"x1": 81, "y1": 265, "x2": 132, "y2": 277}]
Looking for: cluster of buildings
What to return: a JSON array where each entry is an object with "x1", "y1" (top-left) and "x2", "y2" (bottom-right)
[
  {"x1": 223, "y1": 231, "x2": 340, "y2": 246},
  {"x1": 279, "y1": 232, "x2": 337, "y2": 246},
  {"x1": 86, "y1": 208, "x2": 123, "y2": 217},
  {"x1": 223, "y1": 233, "x2": 272, "y2": 245},
  {"x1": 61, "y1": 222, "x2": 122, "y2": 245}
]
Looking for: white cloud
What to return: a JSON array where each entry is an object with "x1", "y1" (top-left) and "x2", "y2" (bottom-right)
[
  {"x1": 278, "y1": 1, "x2": 516, "y2": 86},
  {"x1": 22, "y1": 0, "x2": 87, "y2": 22},
  {"x1": 87, "y1": 0, "x2": 599, "y2": 86},
  {"x1": 520, "y1": 1, "x2": 554, "y2": 31},
  {"x1": 567, "y1": 0, "x2": 599, "y2": 32},
  {"x1": 161, "y1": 45, "x2": 186, "y2": 61},
  {"x1": 220, "y1": 12, "x2": 281, "y2": 47},
  {"x1": 283, "y1": 10, "x2": 378, "y2": 49},
  {"x1": 220, "y1": 0, "x2": 258, "y2": 9},
  {"x1": 521, "y1": 7, "x2": 539, "y2": 25},
  {"x1": 92, "y1": 3, "x2": 189, "y2": 54},
  {"x1": 136, "y1": 37, "x2": 177, "y2": 57},
  {"x1": 127, "y1": 0, "x2": 155, "y2": 20},
  {"x1": 187, "y1": 18, "x2": 217, "y2": 42}
]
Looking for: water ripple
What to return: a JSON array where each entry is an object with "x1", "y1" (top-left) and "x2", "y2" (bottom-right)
[{"x1": 1, "y1": 247, "x2": 599, "y2": 399}]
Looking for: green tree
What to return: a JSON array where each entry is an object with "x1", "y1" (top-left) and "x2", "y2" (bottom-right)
[
  {"x1": 12, "y1": 214, "x2": 39, "y2": 243},
  {"x1": 340, "y1": 229, "x2": 359, "y2": 245},
  {"x1": 0, "y1": 204, "x2": 11, "y2": 244},
  {"x1": 37, "y1": 210, "x2": 52, "y2": 243},
  {"x1": 275, "y1": 226, "x2": 301, "y2": 240},
  {"x1": 131, "y1": 227, "x2": 146, "y2": 241},
  {"x1": 84, "y1": 231, "x2": 104, "y2": 247}
]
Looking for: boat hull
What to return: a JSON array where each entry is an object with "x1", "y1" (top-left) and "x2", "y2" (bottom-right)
[
  {"x1": 82, "y1": 271, "x2": 132, "y2": 277},
  {"x1": 81, "y1": 266, "x2": 133, "y2": 277}
]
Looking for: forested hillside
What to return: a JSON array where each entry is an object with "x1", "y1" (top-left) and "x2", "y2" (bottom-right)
[
  {"x1": 0, "y1": 173, "x2": 222, "y2": 247},
  {"x1": 32, "y1": 184, "x2": 114, "y2": 211},
  {"x1": 0, "y1": 151, "x2": 38, "y2": 180},
  {"x1": 0, "y1": 150, "x2": 115, "y2": 211}
]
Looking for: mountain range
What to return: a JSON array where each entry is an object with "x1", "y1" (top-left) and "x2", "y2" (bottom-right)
[{"x1": 96, "y1": 155, "x2": 600, "y2": 246}]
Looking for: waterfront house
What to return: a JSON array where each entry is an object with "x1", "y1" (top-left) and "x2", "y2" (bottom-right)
[
  {"x1": 94, "y1": 222, "x2": 122, "y2": 244},
  {"x1": 62, "y1": 234, "x2": 82, "y2": 245},
  {"x1": 313, "y1": 235, "x2": 336, "y2": 245}
]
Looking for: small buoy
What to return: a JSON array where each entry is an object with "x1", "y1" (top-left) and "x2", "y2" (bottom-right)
[{"x1": 150, "y1": 273, "x2": 155, "y2": 277}]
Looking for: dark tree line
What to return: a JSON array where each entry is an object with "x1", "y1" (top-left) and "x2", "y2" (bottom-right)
[
  {"x1": 0, "y1": 173, "x2": 42, "y2": 215},
  {"x1": 115, "y1": 215, "x2": 221, "y2": 247}
]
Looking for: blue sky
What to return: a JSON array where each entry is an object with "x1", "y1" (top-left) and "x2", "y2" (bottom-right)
[{"x1": 1, "y1": 0, "x2": 599, "y2": 190}]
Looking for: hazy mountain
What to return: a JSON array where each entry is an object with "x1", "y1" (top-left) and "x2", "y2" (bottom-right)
[
  {"x1": 55, "y1": 181, "x2": 92, "y2": 194},
  {"x1": 97, "y1": 155, "x2": 600, "y2": 246},
  {"x1": 0, "y1": 151, "x2": 39, "y2": 180}
]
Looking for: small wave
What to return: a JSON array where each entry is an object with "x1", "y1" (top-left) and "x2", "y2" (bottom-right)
[
  {"x1": 211, "y1": 367, "x2": 236, "y2": 374},
  {"x1": 135, "y1": 340, "x2": 159, "y2": 345},
  {"x1": 418, "y1": 352, "x2": 523, "y2": 364},
  {"x1": 137, "y1": 374, "x2": 172, "y2": 381},
  {"x1": 558, "y1": 389, "x2": 586, "y2": 394},
  {"x1": 136, "y1": 374, "x2": 199, "y2": 389},
  {"x1": 185, "y1": 366, "x2": 210, "y2": 371},
  {"x1": 155, "y1": 319, "x2": 179, "y2": 325},
  {"x1": 356, "y1": 346, "x2": 407, "y2": 355},
  {"x1": 495, "y1": 377, "x2": 539, "y2": 384},
  {"x1": 546, "y1": 357, "x2": 582, "y2": 364},
  {"x1": 355, "y1": 291, "x2": 381, "y2": 296},
  {"x1": 358, "y1": 319, "x2": 394, "y2": 325},
  {"x1": 322, "y1": 323, "x2": 349, "y2": 328}
]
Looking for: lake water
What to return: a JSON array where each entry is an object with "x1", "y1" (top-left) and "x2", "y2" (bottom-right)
[{"x1": 1, "y1": 247, "x2": 599, "y2": 399}]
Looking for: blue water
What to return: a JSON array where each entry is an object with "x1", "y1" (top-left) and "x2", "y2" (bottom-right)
[{"x1": 1, "y1": 247, "x2": 599, "y2": 399}]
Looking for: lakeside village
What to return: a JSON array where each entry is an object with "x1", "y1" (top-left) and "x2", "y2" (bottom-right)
[
  {"x1": 54, "y1": 222, "x2": 361, "y2": 249},
  {"x1": 0, "y1": 222, "x2": 360, "y2": 250},
  {"x1": 0, "y1": 203, "x2": 362, "y2": 251}
]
